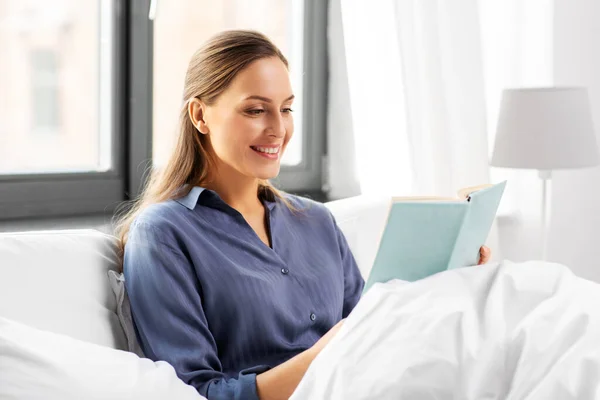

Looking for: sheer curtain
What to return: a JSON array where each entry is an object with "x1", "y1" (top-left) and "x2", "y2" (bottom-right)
[
  {"x1": 328, "y1": 0, "x2": 489, "y2": 200},
  {"x1": 327, "y1": 0, "x2": 413, "y2": 199},
  {"x1": 328, "y1": 0, "x2": 553, "y2": 260},
  {"x1": 479, "y1": 0, "x2": 554, "y2": 261}
]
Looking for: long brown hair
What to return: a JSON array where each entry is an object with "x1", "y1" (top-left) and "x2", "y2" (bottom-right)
[{"x1": 114, "y1": 30, "x2": 296, "y2": 265}]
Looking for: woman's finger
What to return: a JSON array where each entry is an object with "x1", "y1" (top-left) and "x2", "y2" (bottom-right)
[{"x1": 478, "y1": 246, "x2": 491, "y2": 265}]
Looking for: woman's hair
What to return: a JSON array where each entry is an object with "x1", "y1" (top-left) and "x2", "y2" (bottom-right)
[{"x1": 114, "y1": 30, "x2": 296, "y2": 266}]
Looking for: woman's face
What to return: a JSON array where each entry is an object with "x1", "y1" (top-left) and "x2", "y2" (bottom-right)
[{"x1": 197, "y1": 57, "x2": 294, "y2": 182}]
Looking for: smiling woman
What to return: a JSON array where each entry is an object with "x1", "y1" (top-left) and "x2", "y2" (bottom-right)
[{"x1": 116, "y1": 30, "x2": 366, "y2": 400}]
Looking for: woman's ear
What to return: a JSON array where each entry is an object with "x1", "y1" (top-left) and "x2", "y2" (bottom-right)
[{"x1": 188, "y1": 98, "x2": 210, "y2": 134}]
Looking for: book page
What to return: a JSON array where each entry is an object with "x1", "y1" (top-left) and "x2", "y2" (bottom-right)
[
  {"x1": 392, "y1": 196, "x2": 460, "y2": 202},
  {"x1": 390, "y1": 183, "x2": 493, "y2": 203},
  {"x1": 457, "y1": 184, "x2": 493, "y2": 200}
]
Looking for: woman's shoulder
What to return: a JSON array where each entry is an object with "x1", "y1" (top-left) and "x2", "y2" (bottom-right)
[
  {"x1": 125, "y1": 200, "x2": 192, "y2": 253},
  {"x1": 278, "y1": 193, "x2": 335, "y2": 223},
  {"x1": 131, "y1": 199, "x2": 184, "y2": 234},
  {"x1": 276, "y1": 194, "x2": 345, "y2": 250}
]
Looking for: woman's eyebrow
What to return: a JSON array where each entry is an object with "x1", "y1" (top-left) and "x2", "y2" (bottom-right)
[{"x1": 243, "y1": 94, "x2": 295, "y2": 103}]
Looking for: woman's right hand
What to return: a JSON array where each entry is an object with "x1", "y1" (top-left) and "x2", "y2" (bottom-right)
[
  {"x1": 256, "y1": 319, "x2": 347, "y2": 400},
  {"x1": 310, "y1": 318, "x2": 346, "y2": 357}
]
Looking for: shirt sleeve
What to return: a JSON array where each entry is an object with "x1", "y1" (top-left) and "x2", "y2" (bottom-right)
[
  {"x1": 123, "y1": 220, "x2": 263, "y2": 400},
  {"x1": 331, "y1": 215, "x2": 365, "y2": 318}
]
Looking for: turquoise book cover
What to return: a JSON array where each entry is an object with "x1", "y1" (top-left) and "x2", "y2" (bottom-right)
[{"x1": 363, "y1": 181, "x2": 507, "y2": 293}]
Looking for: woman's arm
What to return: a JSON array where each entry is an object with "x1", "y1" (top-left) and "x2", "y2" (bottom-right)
[
  {"x1": 256, "y1": 319, "x2": 345, "y2": 400},
  {"x1": 125, "y1": 221, "x2": 266, "y2": 400},
  {"x1": 255, "y1": 348, "x2": 315, "y2": 400},
  {"x1": 329, "y1": 213, "x2": 365, "y2": 317}
]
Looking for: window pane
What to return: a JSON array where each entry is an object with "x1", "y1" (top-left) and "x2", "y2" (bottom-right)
[
  {"x1": 31, "y1": 49, "x2": 60, "y2": 130},
  {"x1": 153, "y1": 0, "x2": 304, "y2": 168},
  {"x1": 0, "y1": 0, "x2": 112, "y2": 174}
]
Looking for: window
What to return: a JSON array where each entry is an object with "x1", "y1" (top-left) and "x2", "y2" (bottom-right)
[
  {"x1": 31, "y1": 49, "x2": 60, "y2": 134},
  {"x1": 0, "y1": 0, "x2": 114, "y2": 174},
  {"x1": 0, "y1": 0, "x2": 124, "y2": 218},
  {"x1": 0, "y1": 0, "x2": 325, "y2": 220}
]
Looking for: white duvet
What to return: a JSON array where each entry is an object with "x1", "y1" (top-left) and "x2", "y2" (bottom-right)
[{"x1": 291, "y1": 261, "x2": 600, "y2": 400}]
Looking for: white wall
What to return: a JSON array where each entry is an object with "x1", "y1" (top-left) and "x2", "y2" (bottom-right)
[
  {"x1": 496, "y1": 215, "x2": 544, "y2": 263},
  {"x1": 549, "y1": 0, "x2": 600, "y2": 282}
]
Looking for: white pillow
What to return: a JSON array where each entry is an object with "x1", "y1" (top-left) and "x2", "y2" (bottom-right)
[
  {"x1": 0, "y1": 230, "x2": 127, "y2": 350},
  {"x1": 0, "y1": 316, "x2": 205, "y2": 400}
]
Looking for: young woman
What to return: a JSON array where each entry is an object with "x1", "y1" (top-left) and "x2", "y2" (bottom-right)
[{"x1": 118, "y1": 30, "x2": 491, "y2": 400}]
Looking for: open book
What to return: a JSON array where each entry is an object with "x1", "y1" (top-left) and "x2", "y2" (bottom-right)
[{"x1": 363, "y1": 180, "x2": 507, "y2": 293}]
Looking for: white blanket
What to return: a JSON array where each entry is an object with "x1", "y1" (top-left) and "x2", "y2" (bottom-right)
[{"x1": 291, "y1": 261, "x2": 600, "y2": 399}]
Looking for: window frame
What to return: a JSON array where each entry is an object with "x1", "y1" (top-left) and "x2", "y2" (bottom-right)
[{"x1": 273, "y1": 0, "x2": 328, "y2": 193}]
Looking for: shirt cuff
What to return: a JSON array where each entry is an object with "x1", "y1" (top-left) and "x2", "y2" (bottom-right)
[
  {"x1": 238, "y1": 372, "x2": 259, "y2": 400},
  {"x1": 206, "y1": 372, "x2": 259, "y2": 400}
]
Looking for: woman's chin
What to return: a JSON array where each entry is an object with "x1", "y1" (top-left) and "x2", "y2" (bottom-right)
[{"x1": 253, "y1": 166, "x2": 281, "y2": 181}]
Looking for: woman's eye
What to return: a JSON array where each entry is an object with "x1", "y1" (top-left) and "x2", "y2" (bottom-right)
[
  {"x1": 247, "y1": 109, "x2": 265, "y2": 115},
  {"x1": 282, "y1": 108, "x2": 294, "y2": 113}
]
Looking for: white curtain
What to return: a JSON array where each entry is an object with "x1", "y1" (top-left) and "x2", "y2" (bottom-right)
[
  {"x1": 328, "y1": 0, "x2": 553, "y2": 261},
  {"x1": 479, "y1": 0, "x2": 554, "y2": 261},
  {"x1": 328, "y1": 0, "x2": 489, "y2": 199}
]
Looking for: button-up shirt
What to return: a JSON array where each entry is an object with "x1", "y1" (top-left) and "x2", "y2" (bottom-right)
[{"x1": 123, "y1": 187, "x2": 364, "y2": 400}]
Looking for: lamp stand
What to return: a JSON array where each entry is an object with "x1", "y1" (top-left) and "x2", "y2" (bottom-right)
[{"x1": 539, "y1": 170, "x2": 552, "y2": 261}]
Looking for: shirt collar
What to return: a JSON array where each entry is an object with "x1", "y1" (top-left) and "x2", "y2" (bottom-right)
[
  {"x1": 175, "y1": 186, "x2": 206, "y2": 210},
  {"x1": 175, "y1": 185, "x2": 277, "y2": 211}
]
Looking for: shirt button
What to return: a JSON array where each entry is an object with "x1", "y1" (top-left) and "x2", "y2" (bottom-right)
[
  {"x1": 281, "y1": 268, "x2": 289, "y2": 275},
  {"x1": 310, "y1": 313, "x2": 316, "y2": 321}
]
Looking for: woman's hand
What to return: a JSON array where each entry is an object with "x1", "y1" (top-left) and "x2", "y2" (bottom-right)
[
  {"x1": 478, "y1": 245, "x2": 491, "y2": 265},
  {"x1": 257, "y1": 321, "x2": 346, "y2": 400}
]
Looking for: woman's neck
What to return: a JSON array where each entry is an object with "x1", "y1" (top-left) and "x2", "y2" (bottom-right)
[{"x1": 204, "y1": 166, "x2": 263, "y2": 216}]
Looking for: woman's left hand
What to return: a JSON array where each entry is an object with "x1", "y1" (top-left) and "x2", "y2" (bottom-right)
[{"x1": 477, "y1": 245, "x2": 491, "y2": 265}]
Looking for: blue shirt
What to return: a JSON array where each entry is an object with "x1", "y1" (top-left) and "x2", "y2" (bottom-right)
[{"x1": 123, "y1": 187, "x2": 365, "y2": 400}]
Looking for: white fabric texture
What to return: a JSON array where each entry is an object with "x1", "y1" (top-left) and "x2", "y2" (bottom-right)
[
  {"x1": 0, "y1": 316, "x2": 204, "y2": 400},
  {"x1": 328, "y1": 0, "x2": 500, "y2": 257},
  {"x1": 328, "y1": 0, "x2": 490, "y2": 199},
  {"x1": 291, "y1": 261, "x2": 600, "y2": 399},
  {"x1": 325, "y1": 0, "x2": 361, "y2": 199},
  {"x1": 0, "y1": 230, "x2": 127, "y2": 350},
  {"x1": 480, "y1": 0, "x2": 554, "y2": 221}
]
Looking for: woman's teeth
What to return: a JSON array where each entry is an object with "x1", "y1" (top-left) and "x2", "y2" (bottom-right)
[{"x1": 252, "y1": 146, "x2": 279, "y2": 154}]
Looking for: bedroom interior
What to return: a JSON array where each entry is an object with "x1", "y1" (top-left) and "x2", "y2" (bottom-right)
[{"x1": 2, "y1": 0, "x2": 600, "y2": 399}]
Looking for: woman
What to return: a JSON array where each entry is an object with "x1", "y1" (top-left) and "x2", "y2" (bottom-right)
[{"x1": 118, "y1": 30, "x2": 491, "y2": 400}]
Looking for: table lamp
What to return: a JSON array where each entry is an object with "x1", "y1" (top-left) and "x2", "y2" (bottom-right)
[{"x1": 490, "y1": 87, "x2": 600, "y2": 260}]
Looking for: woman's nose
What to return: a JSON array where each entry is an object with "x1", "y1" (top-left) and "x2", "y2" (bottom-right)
[{"x1": 268, "y1": 113, "x2": 286, "y2": 137}]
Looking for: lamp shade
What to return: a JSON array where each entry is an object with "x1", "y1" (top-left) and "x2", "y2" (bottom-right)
[{"x1": 490, "y1": 87, "x2": 600, "y2": 170}]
